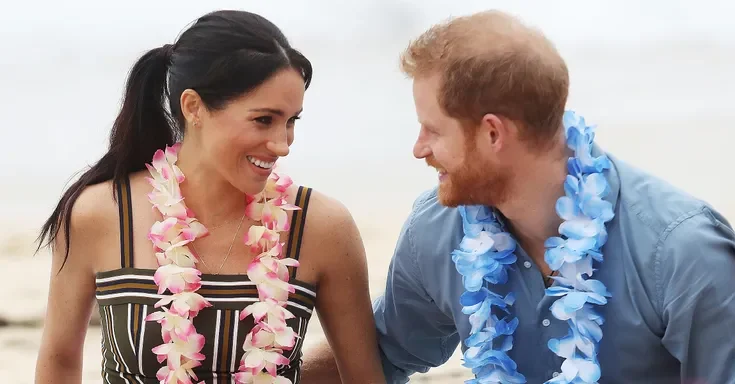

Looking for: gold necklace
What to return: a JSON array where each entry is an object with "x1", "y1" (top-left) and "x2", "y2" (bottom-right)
[{"x1": 191, "y1": 214, "x2": 246, "y2": 275}]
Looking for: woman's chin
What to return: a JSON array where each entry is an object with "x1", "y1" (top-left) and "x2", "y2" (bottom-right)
[
  {"x1": 235, "y1": 178, "x2": 269, "y2": 197},
  {"x1": 231, "y1": 163, "x2": 273, "y2": 196}
]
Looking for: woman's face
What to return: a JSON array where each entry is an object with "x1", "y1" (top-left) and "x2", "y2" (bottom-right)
[{"x1": 187, "y1": 68, "x2": 306, "y2": 195}]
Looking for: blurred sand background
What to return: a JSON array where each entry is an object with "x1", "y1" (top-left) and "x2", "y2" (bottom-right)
[{"x1": 1, "y1": 1, "x2": 734, "y2": 382}]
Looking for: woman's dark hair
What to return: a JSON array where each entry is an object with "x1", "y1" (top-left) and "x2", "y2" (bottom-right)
[{"x1": 36, "y1": 10, "x2": 313, "y2": 270}]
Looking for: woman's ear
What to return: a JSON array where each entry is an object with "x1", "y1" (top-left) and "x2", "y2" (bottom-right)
[{"x1": 180, "y1": 89, "x2": 203, "y2": 128}]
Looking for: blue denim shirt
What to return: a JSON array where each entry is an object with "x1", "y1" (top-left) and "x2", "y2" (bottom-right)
[{"x1": 373, "y1": 148, "x2": 735, "y2": 384}]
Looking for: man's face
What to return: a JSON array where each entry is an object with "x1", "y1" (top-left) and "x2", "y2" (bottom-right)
[{"x1": 411, "y1": 75, "x2": 512, "y2": 207}]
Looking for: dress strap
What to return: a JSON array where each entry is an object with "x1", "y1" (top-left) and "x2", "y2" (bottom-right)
[
  {"x1": 285, "y1": 186, "x2": 312, "y2": 279},
  {"x1": 115, "y1": 176, "x2": 135, "y2": 269}
]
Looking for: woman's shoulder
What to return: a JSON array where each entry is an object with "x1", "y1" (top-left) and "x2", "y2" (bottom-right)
[
  {"x1": 51, "y1": 179, "x2": 120, "y2": 269},
  {"x1": 295, "y1": 186, "x2": 355, "y2": 233},
  {"x1": 290, "y1": 185, "x2": 365, "y2": 283},
  {"x1": 291, "y1": 186, "x2": 361, "y2": 248},
  {"x1": 69, "y1": 179, "x2": 119, "y2": 232}
]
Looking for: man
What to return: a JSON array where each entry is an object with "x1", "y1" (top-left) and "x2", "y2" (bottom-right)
[{"x1": 303, "y1": 10, "x2": 735, "y2": 384}]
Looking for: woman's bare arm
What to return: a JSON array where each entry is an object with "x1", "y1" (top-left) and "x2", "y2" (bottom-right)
[
  {"x1": 305, "y1": 193, "x2": 386, "y2": 384},
  {"x1": 301, "y1": 341, "x2": 342, "y2": 384},
  {"x1": 35, "y1": 184, "x2": 114, "y2": 383}
]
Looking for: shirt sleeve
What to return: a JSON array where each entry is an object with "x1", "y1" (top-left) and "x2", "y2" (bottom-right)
[
  {"x1": 373, "y1": 192, "x2": 460, "y2": 384},
  {"x1": 658, "y1": 208, "x2": 735, "y2": 384}
]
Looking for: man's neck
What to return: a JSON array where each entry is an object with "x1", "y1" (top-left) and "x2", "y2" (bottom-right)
[{"x1": 496, "y1": 143, "x2": 570, "y2": 271}]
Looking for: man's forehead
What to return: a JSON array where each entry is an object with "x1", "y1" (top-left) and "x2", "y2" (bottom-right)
[
  {"x1": 412, "y1": 77, "x2": 441, "y2": 115},
  {"x1": 412, "y1": 73, "x2": 441, "y2": 93}
]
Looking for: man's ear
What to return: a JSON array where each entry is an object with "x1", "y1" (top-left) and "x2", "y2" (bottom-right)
[{"x1": 479, "y1": 113, "x2": 507, "y2": 149}]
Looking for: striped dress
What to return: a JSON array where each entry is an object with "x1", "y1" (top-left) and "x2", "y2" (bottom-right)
[{"x1": 94, "y1": 178, "x2": 316, "y2": 383}]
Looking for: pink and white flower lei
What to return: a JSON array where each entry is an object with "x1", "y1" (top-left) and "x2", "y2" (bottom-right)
[{"x1": 144, "y1": 143, "x2": 301, "y2": 384}]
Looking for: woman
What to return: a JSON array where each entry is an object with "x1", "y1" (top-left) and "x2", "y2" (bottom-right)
[{"x1": 34, "y1": 10, "x2": 385, "y2": 384}]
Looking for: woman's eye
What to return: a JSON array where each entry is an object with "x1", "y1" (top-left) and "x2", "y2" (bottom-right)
[
  {"x1": 287, "y1": 116, "x2": 301, "y2": 126},
  {"x1": 255, "y1": 116, "x2": 272, "y2": 125}
]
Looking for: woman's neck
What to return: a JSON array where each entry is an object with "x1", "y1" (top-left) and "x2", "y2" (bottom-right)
[{"x1": 175, "y1": 142, "x2": 247, "y2": 227}]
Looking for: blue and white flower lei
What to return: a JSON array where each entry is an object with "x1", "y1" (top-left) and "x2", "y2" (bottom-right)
[{"x1": 451, "y1": 111, "x2": 615, "y2": 384}]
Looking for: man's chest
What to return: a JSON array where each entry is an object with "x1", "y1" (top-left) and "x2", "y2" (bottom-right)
[{"x1": 434, "y1": 252, "x2": 679, "y2": 383}]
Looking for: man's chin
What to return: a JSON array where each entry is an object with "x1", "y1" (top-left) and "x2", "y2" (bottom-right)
[
  {"x1": 437, "y1": 185, "x2": 467, "y2": 208},
  {"x1": 438, "y1": 183, "x2": 496, "y2": 208}
]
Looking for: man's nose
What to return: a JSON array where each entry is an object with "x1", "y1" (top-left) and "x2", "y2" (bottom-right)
[{"x1": 413, "y1": 134, "x2": 431, "y2": 159}]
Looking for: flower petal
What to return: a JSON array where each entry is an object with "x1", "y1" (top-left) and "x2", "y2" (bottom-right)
[{"x1": 555, "y1": 196, "x2": 579, "y2": 222}]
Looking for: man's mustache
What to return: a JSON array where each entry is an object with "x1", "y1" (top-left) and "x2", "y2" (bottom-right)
[{"x1": 425, "y1": 157, "x2": 441, "y2": 170}]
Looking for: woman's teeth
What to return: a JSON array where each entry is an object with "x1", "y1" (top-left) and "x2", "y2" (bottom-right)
[{"x1": 247, "y1": 156, "x2": 275, "y2": 169}]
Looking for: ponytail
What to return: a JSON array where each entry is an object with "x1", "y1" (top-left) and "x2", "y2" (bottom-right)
[{"x1": 36, "y1": 44, "x2": 176, "y2": 271}]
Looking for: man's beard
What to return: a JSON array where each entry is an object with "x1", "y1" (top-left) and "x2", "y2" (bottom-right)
[{"x1": 427, "y1": 151, "x2": 512, "y2": 208}]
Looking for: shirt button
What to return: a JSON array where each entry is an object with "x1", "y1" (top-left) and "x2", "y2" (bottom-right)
[
  {"x1": 523, "y1": 261, "x2": 532, "y2": 268},
  {"x1": 552, "y1": 372, "x2": 560, "y2": 377},
  {"x1": 542, "y1": 319, "x2": 551, "y2": 327}
]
